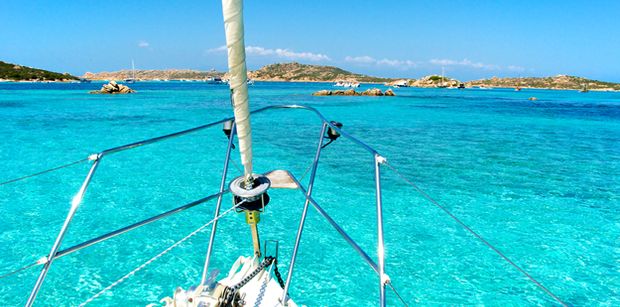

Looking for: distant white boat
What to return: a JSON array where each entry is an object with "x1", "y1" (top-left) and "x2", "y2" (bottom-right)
[
  {"x1": 334, "y1": 81, "x2": 359, "y2": 88},
  {"x1": 392, "y1": 80, "x2": 408, "y2": 88},
  {"x1": 206, "y1": 76, "x2": 224, "y2": 84}
]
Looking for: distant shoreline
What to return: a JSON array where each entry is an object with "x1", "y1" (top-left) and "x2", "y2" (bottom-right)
[{"x1": 2, "y1": 79, "x2": 618, "y2": 92}]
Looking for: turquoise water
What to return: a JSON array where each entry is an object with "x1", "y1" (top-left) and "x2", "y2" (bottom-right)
[{"x1": 0, "y1": 82, "x2": 618, "y2": 306}]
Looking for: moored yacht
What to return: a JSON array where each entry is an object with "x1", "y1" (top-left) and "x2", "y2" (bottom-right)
[
  {"x1": 207, "y1": 76, "x2": 224, "y2": 84},
  {"x1": 125, "y1": 60, "x2": 137, "y2": 83}
]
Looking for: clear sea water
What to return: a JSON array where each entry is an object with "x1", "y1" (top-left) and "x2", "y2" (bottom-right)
[{"x1": 0, "y1": 81, "x2": 618, "y2": 306}]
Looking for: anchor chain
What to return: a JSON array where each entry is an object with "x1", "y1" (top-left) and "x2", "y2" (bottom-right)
[
  {"x1": 272, "y1": 259, "x2": 285, "y2": 288},
  {"x1": 220, "y1": 256, "x2": 275, "y2": 306},
  {"x1": 219, "y1": 256, "x2": 286, "y2": 306}
]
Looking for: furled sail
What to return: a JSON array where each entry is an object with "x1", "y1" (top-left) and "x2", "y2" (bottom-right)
[{"x1": 221, "y1": 0, "x2": 253, "y2": 179}]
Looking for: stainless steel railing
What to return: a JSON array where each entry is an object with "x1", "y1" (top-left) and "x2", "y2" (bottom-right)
[{"x1": 25, "y1": 105, "x2": 392, "y2": 307}]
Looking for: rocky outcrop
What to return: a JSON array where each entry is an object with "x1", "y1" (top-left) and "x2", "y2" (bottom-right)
[
  {"x1": 312, "y1": 90, "x2": 332, "y2": 96},
  {"x1": 312, "y1": 88, "x2": 394, "y2": 96},
  {"x1": 90, "y1": 81, "x2": 135, "y2": 94},
  {"x1": 361, "y1": 88, "x2": 383, "y2": 96}
]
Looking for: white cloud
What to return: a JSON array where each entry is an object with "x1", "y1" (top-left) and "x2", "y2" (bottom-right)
[
  {"x1": 345, "y1": 55, "x2": 417, "y2": 69},
  {"x1": 507, "y1": 65, "x2": 525, "y2": 72},
  {"x1": 207, "y1": 45, "x2": 227, "y2": 53},
  {"x1": 245, "y1": 46, "x2": 273, "y2": 56},
  {"x1": 138, "y1": 41, "x2": 150, "y2": 48},
  {"x1": 377, "y1": 58, "x2": 417, "y2": 68},
  {"x1": 345, "y1": 55, "x2": 377, "y2": 64},
  {"x1": 208, "y1": 45, "x2": 330, "y2": 61},
  {"x1": 430, "y1": 58, "x2": 500, "y2": 70}
]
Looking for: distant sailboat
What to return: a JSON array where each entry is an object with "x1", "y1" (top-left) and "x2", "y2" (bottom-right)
[
  {"x1": 437, "y1": 66, "x2": 447, "y2": 88},
  {"x1": 125, "y1": 60, "x2": 136, "y2": 83},
  {"x1": 579, "y1": 83, "x2": 588, "y2": 93}
]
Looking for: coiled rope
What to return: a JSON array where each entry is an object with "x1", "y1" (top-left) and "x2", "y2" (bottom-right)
[
  {"x1": 79, "y1": 201, "x2": 243, "y2": 306},
  {"x1": 0, "y1": 157, "x2": 89, "y2": 186},
  {"x1": 384, "y1": 161, "x2": 567, "y2": 306}
]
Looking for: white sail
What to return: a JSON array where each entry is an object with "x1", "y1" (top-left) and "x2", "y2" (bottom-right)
[{"x1": 222, "y1": 0, "x2": 253, "y2": 179}]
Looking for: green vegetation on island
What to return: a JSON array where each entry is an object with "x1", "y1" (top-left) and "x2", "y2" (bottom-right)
[
  {"x1": 82, "y1": 69, "x2": 223, "y2": 81},
  {"x1": 82, "y1": 62, "x2": 393, "y2": 83},
  {"x1": 80, "y1": 62, "x2": 619, "y2": 91},
  {"x1": 249, "y1": 62, "x2": 393, "y2": 83},
  {"x1": 466, "y1": 75, "x2": 620, "y2": 91},
  {"x1": 0, "y1": 61, "x2": 78, "y2": 81}
]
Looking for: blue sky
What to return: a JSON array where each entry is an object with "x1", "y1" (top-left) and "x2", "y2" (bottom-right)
[{"x1": 1, "y1": 0, "x2": 619, "y2": 81}]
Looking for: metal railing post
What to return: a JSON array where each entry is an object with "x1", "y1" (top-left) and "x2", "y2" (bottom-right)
[
  {"x1": 286, "y1": 171, "x2": 379, "y2": 273},
  {"x1": 374, "y1": 154, "x2": 387, "y2": 307},
  {"x1": 200, "y1": 123, "x2": 236, "y2": 285},
  {"x1": 26, "y1": 155, "x2": 102, "y2": 307},
  {"x1": 280, "y1": 122, "x2": 328, "y2": 304}
]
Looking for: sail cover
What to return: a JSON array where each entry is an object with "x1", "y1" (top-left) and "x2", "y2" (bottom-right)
[{"x1": 222, "y1": 0, "x2": 253, "y2": 178}]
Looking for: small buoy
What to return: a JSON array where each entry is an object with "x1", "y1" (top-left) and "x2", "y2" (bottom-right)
[{"x1": 528, "y1": 97, "x2": 538, "y2": 101}]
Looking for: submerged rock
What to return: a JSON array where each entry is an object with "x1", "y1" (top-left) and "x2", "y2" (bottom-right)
[{"x1": 90, "y1": 80, "x2": 135, "y2": 94}]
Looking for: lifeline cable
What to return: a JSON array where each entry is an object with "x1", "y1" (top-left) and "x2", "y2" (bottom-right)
[
  {"x1": 0, "y1": 261, "x2": 40, "y2": 280},
  {"x1": 79, "y1": 201, "x2": 244, "y2": 306},
  {"x1": 0, "y1": 158, "x2": 89, "y2": 186},
  {"x1": 384, "y1": 161, "x2": 567, "y2": 306}
]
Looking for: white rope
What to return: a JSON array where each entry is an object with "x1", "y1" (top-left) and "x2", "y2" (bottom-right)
[{"x1": 79, "y1": 203, "x2": 242, "y2": 306}]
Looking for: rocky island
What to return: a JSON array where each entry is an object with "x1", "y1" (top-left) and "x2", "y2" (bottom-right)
[
  {"x1": 0, "y1": 61, "x2": 78, "y2": 82},
  {"x1": 248, "y1": 62, "x2": 392, "y2": 83},
  {"x1": 82, "y1": 62, "x2": 392, "y2": 83},
  {"x1": 386, "y1": 75, "x2": 463, "y2": 88},
  {"x1": 82, "y1": 69, "x2": 223, "y2": 81},
  {"x1": 466, "y1": 75, "x2": 620, "y2": 91},
  {"x1": 80, "y1": 62, "x2": 619, "y2": 91}
]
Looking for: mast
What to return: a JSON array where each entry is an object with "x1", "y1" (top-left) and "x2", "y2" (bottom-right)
[
  {"x1": 131, "y1": 59, "x2": 135, "y2": 80},
  {"x1": 441, "y1": 66, "x2": 445, "y2": 87},
  {"x1": 221, "y1": 0, "x2": 253, "y2": 183},
  {"x1": 221, "y1": 0, "x2": 266, "y2": 261}
]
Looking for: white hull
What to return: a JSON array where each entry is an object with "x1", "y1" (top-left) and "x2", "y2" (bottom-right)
[{"x1": 163, "y1": 256, "x2": 296, "y2": 307}]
